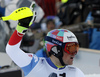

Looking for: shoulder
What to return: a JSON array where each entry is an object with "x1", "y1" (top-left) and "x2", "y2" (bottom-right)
[
  {"x1": 36, "y1": 49, "x2": 44, "y2": 53},
  {"x1": 32, "y1": 54, "x2": 46, "y2": 63},
  {"x1": 67, "y1": 65, "x2": 85, "y2": 77},
  {"x1": 35, "y1": 49, "x2": 45, "y2": 57},
  {"x1": 68, "y1": 65, "x2": 83, "y2": 71},
  {"x1": 67, "y1": 65, "x2": 76, "y2": 69}
]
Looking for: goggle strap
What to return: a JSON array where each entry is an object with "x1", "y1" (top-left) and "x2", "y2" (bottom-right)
[{"x1": 59, "y1": 57, "x2": 65, "y2": 66}]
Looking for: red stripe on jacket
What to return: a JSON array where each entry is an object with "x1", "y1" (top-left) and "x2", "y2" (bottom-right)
[{"x1": 8, "y1": 30, "x2": 24, "y2": 45}]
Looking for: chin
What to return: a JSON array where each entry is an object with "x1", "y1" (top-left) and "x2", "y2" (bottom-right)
[
  {"x1": 65, "y1": 63, "x2": 73, "y2": 65},
  {"x1": 70, "y1": 63, "x2": 73, "y2": 65},
  {"x1": 68, "y1": 62, "x2": 73, "y2": 65}
]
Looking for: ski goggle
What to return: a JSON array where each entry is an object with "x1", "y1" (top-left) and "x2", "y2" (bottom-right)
[{"x1": 64, "y1": 42, "x2": 79, "y2": 55}]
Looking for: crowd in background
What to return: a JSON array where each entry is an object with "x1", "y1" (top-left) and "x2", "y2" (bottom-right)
[{"x1": 0, "y1": 0, "x2": 100, "y2": 53}]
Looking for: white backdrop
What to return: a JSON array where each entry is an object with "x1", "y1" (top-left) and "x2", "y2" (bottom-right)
[{"x1": 73, "y1": 48, "x2": 100, "y2": 74}]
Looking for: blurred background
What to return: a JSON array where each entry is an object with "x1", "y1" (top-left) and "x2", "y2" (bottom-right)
[{"x1": 0, "y1": 0, "x2": 100, "y2": 77}]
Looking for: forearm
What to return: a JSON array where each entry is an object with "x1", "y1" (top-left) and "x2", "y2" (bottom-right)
[
  {"x1": 6, "y1": 30, "x2": 32, "y2": 67},
  {"x1": 8, "y1": 30, "x2": 23, "y2": 45}
]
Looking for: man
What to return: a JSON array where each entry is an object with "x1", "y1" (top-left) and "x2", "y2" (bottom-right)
[
  {"x1": 6, "y1": 7, "x2": 85, "y2": 77},
  {"x1": 84, "y1": 11, "x2": 100, "y2": 50}
]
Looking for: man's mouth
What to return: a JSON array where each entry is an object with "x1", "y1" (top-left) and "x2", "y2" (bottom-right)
[{"x1": 70, "y1": 56, "x2": 74, "y2": 59}]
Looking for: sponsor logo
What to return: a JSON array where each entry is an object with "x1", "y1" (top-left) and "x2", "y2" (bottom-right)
[
  {"x1": 52, "y1": 35, "x2": 56, "y2": 38},
  {"x1": 56, "y1": 37, "x2": 62, "y2": 40},
  {"x1": 33, "y1": 55, "x2": 38, "y2": 62},
  {"x1": 28, "y1": 54, "x2": 33, "y2": 57},
  {"x1": 52, "y1": 40, "x2": 62, "y2": 46},
  {"x1": 67, "y1": 36, "x2": 75, "y2": 40}
]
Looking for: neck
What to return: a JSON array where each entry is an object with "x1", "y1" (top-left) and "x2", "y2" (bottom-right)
[{"x1": 50, "y1": 55, "x2": 62, "y2": 66}]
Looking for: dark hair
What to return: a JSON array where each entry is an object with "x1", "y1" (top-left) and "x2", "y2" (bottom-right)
[{"x1": 46, "y1": 19, "x2": 55, "y2": 25}]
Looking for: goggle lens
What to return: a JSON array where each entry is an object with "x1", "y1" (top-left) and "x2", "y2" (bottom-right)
[{"x1": 64, "y1": 42, "x2": 79, "y2": 55}]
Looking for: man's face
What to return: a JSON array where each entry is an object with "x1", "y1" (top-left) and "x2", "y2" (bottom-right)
[
  {"x1": 47, "y1": 21, "x2": 55, "y2": 31},
  {"x1": 62, "y1": 51, "x2": 75, "y2": 65},
  {"x1": 62, "y1": 42, "x2": 79, "y2": 65}
]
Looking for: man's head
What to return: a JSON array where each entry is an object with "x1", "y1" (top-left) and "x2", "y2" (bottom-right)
[
  {"x1": 46, "y1": 19, "x2": 56, "y2": 31},
  {"x1": 44, "y1": 29, "x2": 79, "y2": 66}
]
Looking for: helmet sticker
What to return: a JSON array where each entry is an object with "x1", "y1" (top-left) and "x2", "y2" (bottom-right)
[{"x1": 63, "y1": 32, "x2": 78, "y2": 43}]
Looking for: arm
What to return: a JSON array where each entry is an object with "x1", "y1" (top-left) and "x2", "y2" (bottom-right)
[
  {"x1": 5, "y1": 4, "x2": 38, "y2": 76},
  {"x1": 6, "y1": 30, "x2": 39, "y2": 76},
  {"x1": 5, "y1": 5, "x2": 36, "y2": 67},
  {"x1": 6, "y1": 30, "x2": 33, "y2": 67}
]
